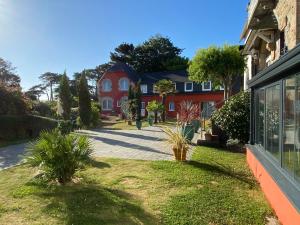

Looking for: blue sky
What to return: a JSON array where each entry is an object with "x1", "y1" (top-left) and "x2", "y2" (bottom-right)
[{"x1": 0, "y1": 0, "x2": 248, "y2": 90}]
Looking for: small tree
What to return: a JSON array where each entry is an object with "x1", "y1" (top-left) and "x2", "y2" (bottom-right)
[
  {"x1": 58, "y1": 72, "x2": 71, "y2": 120},
  {"x1": 135, "y1": 81, "x2": 142, "y2": 122},
  {"x1": 154, "y1": 79, "x2": 175, "y2": 122},
  {"x1": 146, "y1": 100, "x2": 164, "y2": 124},
  {"x1": 211, "y1": 91, "x2": 250, "y2": 144},
  {"x1": 128, "y1": 84, "x2": 136, "y2": 122},
  {"x1": 78, "y1": 71, "x2": 91, "y2": 127},
  {"x1": 189, "y1": 45, "x2": 245, "y2": 100}
]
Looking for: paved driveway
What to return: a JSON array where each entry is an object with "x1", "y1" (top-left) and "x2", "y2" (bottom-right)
[
  {"x1": 76, "y1": 126, "x2": 176, "y2": 160},
  {"x1": 0, "y1": 126, "x2": 195, "y2": 170},
  {"x1": 0, "y1": 143, "x2": 27, "y2": 170}
]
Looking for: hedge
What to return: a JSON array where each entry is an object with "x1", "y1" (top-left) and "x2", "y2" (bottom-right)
[{"x1": 0, "y1": 115, "x2": 58, "y2": 140}]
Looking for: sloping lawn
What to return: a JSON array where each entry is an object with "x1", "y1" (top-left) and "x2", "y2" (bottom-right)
[{"x1": 0, "y1": 147, "x2": 274, "y2": 225}]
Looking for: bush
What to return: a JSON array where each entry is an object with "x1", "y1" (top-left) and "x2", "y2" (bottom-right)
[
  {"x1": 90, "y1": 105, "x2": 100, "y2": 127},
  {"x1": 0, "y1": 115, "x2": 58, "y2": 140},
  {"x1": 57, "y1": 120, "x2": 73, "y2": 135},
  {"x1": 212, "y1": 91, "x2": 250, "y2": 144},
  {"x1": 26, "y1": 129, "x2": 92, "y2": 184},
  {"x1": 31, "y1": 101, "x2": 54, "y2": 117}
]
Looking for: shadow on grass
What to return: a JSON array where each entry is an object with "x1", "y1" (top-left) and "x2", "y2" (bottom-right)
[
  {"x1": 188, "y1": 160, "x2": 256, "y2": 187},
  {"x1": 36, "y1": 184, "x2": 156, "y2": 225},
  {"x1": 88, "y1": 159, "x2": 111, "y2": 169}
]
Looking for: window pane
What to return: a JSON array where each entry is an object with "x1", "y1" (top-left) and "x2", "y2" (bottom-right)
[
  {"x1": 185, "y1": 83, "x2": 193, "y2": 91},
  {"x1": 283, "y1": 77, "x2": 296, "y2": 174},
  {"x1": 265, "y1": 84, "x2": 281, "y2": 161},
  {"x1": 255, "y1": 89, "x2": 265, "y2": 147},
  {"x1": 203, "y1": 82, "x2": 211, "y2": 90},
  {"x1": 295, "y1": 75, "x2": 300, "y2": 182}
]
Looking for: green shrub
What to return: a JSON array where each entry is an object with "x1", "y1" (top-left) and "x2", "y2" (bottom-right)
[
  {"x1": 212, "y1": 91, "x2": 250, "y2": 144},
  {"x1": 31, "y1": 101, "x2": 54, "y2": 117},
  {"x1": 0, "y1": 115, "x2": 58, "y2": 140},
  {"x1": 57, "y1": 120, "x2": 73, "y2": 135},
  {"x1": 90, "y1": 105, "x2": 100, "y2": 127},
  {"x1": 26, "y1": 129, "x2": 92, "y2": 184}
]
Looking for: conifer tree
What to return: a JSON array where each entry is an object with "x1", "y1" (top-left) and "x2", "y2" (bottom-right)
[
  {"x1": 78, "y1": 71, "x2": 91, "y2": 126},
  {"x1": 58, "y1": 71, "x2": 71, "y2": 120}
]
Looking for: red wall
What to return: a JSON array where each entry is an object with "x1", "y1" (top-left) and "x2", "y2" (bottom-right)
[
  {"x1": 247, "y1": 148, "x2": 300, "y2": 225},
  {"x1": 142, "y1": 92, "x2": 224, "y2": 118},
  {"x1": 98, "y1": 71, "x2": 134, "y2": 115}
]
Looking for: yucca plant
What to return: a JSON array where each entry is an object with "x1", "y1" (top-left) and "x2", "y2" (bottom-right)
[
  {"x1": 163, "y1": 126, "x2": 190, "y2": 161},
  {"x1": 25, "y1": 129, "x2": 92, "y2": 184}
]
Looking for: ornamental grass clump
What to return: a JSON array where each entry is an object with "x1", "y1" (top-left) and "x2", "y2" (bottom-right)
[
  {"x1": 163, "y1": 126, "x2": 190, "y2": 161},
  {"x1": 25, "y1": 129, "x2": 92, "y2": 184}
]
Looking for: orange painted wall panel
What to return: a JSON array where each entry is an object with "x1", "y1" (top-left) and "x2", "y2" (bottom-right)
[{"x1": 246, "y1": 148, "x2": 300, "y2": 225}]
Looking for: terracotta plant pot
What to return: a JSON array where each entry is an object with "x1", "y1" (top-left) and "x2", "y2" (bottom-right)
[
  {"x1": 191, "y1": 119, "x2": 200, "y2": 133},
  {"x1": 172, "y1": 147, "x2": 187, "y2": 161}
]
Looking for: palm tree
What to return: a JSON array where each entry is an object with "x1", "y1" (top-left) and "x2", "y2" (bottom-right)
[{"x1": 154, "y1": 79, "x2": 175, "y2": 122}]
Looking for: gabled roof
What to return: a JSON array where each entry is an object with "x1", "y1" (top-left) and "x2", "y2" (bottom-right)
[
  {"x1": 105, "y1": 62, "x2": 139, "y2": 82},
  {"x1": 140, "y1": 70, "x2": 189, "y2": 84}
]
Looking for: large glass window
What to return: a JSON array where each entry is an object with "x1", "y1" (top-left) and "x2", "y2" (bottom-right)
[
  {"x1": 102, "y1": 79, "x2": 112, "y2": 92},
  {"x1": 102, "y1": 98, "x2": 113, "y2": 111},
  {"x1": 119, "y1": 78, "x2": 129, "y2": 91},
  {"x1": 265, "y1": 84, "x2": 280, "y2": 161},
  {"x1": 201, "y1": 101, "x2": 215, "y2": 119},
  {"x1": 253, "y1": 75, "x2": 300, "y2": 183}
]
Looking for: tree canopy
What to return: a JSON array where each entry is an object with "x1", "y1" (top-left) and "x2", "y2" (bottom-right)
[
  {"x1": 188, "y1": 45, "x2": 245, "y2": 99},
  {"x1": 58, "y1": 72, "x2": 72, "y2": 120},
  {"x1": 110, "y1": 35, "x2": 186, "y2": 73},
  {"x1": 39, "y1": 72, "x2": 61, "y2": 101},
  {"x1": 0, "y1": 57, "x2": 21, "y2": 88},
  {"x1": 78, "y1": 71, "x2": 92, "y2": 126}
]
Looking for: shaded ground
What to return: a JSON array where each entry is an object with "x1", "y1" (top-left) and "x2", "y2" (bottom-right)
[
  {"x1": 0, "y1": 143, "x2": 27, "y2": 170},
  {"x1": 0, "y1": 146, "x2": 276, "y2": 225}
]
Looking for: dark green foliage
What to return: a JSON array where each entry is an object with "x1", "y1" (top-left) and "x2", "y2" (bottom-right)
[
  {"x1": 162, "y1": 56, "x2": 189, "y2": 71},
  {"x1": 212, "y1": 91, "x2": 250, "y2": 144},
  {"x1": 0, "y1": 86, "x2": 29, "y2": 115},
  {"x1": 135, "y1": 82, "x2": 142, "y2": 121},
  {"x1": 57, "y1": 120, "x2": 73, "y2": 135},
  {"x1": 31, "y1": 101, "x2": 55, "y2": 117},
  {"x1": 78, "y1": 72, "x2": 92, "y2": 127},
  {"x1": 39, "y1": 72, "x2": 61, "y2": 101},
  {"x1": 25, "y1": 84, "x2": 45, "y2": 101},
  {"x1": 0, "y1": 57, "x2": 21, "y2": 87},
  {"x1": 26, "y1": 129, "x2": 92, "y2": 184},
  {"x1": 0, "y1": 115, "x2": 58, "y2": 140},
  {"x1": 128, "y1": 85, "x2": 136, "y2": 120},
  {"x1": 58, "y1": 72, "x2": 72, "y2": 120},
  {"x1": 90, "y1": 103, "x2": 100, "y2": 128},
  {"x1": 110, "y1": 35, "x2": 183, "y2": 73}
]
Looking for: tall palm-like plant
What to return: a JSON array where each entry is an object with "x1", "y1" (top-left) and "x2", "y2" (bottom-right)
[{"x1": 154, "y1": 79, "x2": 175, "y2": 122}]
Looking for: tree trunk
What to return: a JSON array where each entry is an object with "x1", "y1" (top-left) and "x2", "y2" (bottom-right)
[
  {"x1": 50, "y1": 82, "x2": 53, "y2": 101},
  {"x1": 162, "y1": 95, "x2": 166, "y2": 122}
]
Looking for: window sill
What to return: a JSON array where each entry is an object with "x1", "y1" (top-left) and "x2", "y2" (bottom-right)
[{"x1": 246, "y1": 144, "x2": 300, "y2": 212}]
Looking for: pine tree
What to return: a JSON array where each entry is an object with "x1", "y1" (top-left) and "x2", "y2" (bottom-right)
[
  {"x1": 58, "y1": 71, "x2": 71, "y2": 120},
  {"x1": 128, "y1": 84, "x2": 136, "y2": 120},
  {"x1": 78, "y1": 71, "x2": 91, "y2": 126}
]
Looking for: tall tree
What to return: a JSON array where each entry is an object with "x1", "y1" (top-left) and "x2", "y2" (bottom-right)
[
  {"x1": 154, "y1": 79, "x2": 175, "y2": 122},
  {"x1": 110, "y1": 43, "x2": 135, "y2": 64},
  {"x1": 25, "y1": 84, "x2": 45, "y2": 101},
  {"x1": 78, "y1": 71, "x2": 91, "y2": 126},
  {"x1": 39, "y1": 72, "x2": 60, "y2": 101},
  {"x1": 135, "y1": 81, "x2": 142, "y2": 122},
  {"x1": 189, "y1": 45, "x2": 245, "y2": 100},
  {"x1": 128, "y1": 84, "x2": 136, "y2": 122},
  {"x1": 0, "y1": 57, "x2": 20, "y2": 88},
  {"x1": 58, "y1": 72, "x2": 71, "y2": 120},
  {"x1": 110, "y1": 35, "x2": 183, "y2": 73}
]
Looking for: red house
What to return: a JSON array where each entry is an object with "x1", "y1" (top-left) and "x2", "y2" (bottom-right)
[{"x1": 98, "y1": 62, "x2": 225, "y2": 118}]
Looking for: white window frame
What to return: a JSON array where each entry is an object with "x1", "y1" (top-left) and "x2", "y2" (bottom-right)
[
  {"x1": 173, "y1": 83, "x2": 177, "y2": 91},
  {"x1": 141, "y1": 84, "x2": 148, "y2": 94},
  {"x1": 169, "y1": 101, "x2": 175, "y2": 111},
  {"x1": 219, "y1": 85, "x2": 224, "y2": 91},
  {"x1": 102, "y1": 98, "x2": 113, "y2": 111},
  {"x1": 102, "y1": 79, "x2": 112, "y2": 92},
  {"x1": 119, "y1": 78, "x2": 129, "y2": 91},
  {"x1": 184, "y1": 82, "x2": 193, "y2": 92},
  {"x1": 202, "y1": 81, "x2": 212, "y2": 91}
]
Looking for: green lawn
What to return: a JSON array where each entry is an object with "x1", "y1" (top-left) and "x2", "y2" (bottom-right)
[{"x1": 0, "y1": 147, "x2": 274, "y2": 225}]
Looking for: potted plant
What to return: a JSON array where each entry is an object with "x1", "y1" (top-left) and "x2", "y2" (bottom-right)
[
  {"x1": 191, "y1": 119, "x2": 200, "y2": 133},
  {"x1": 147, "y1": 114, "x2": 154, "y2": 126},
  {"x1": 178, "y1": 101, "x2": 199, "y2": 142},
  {"x1": 163, "y1": 126, "x2": 190, "y2": 161},
  {"x1": 204, "y1": 128, "x2": 212, "y2": 141}
]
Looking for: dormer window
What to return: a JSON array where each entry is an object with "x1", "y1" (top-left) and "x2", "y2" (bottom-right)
[
  {"x1": 141, "y1": 84, "x2": 148, "y2": 94},
  {"x1": 119, "y1": 78, "x2": 129, "y2": 91},
  {"x1": 202, "y1": 81, "x2": 212, "y2": 91},
  {"x1": 184, "y1": 82, "x2": 193, "y2": 92},
  {"x1": 102, "y1": 79, "x2": 112, "y2": 92}
]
